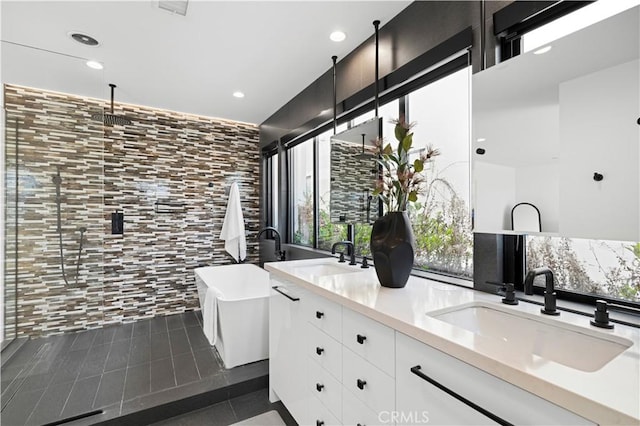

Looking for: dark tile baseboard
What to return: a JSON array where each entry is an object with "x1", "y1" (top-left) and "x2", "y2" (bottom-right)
[{"x1": 89, "y1": 374, "x2": 268, "y2": 426}]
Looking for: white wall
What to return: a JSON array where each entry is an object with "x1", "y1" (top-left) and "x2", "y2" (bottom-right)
[
  {"x1": 473, "y1": 161, "x2": 516, "y2": 232},
  {"x1": 515, "y1": 163, "x2": 560, "y2": 233},
  {"x1": 559, "y1": 59, "x2": 639, "y2": 241}
]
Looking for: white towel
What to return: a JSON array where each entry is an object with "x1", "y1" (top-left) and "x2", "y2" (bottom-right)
[
  {"x1": 202, "y1": 286, "x2": 218, "y2": 346},
  {"x1": 219, "y1": 182, "x2": 247, "y2": 262}
]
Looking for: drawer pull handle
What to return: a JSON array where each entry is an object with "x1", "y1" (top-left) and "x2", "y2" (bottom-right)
[
  {"x1": 356, "y1": 378, "x2": 367, "y2": 390},
  {"x1": 316, "y1": 347, "x2": 324, "y2": 356},
  {"x1": 316, "y1": 383, "x2": 324, "y2": 392},
  {"x1": 316, "y1": 421, "x2": 324, "y2": 426},
  {"x1": 357, "y1": 424, "x2": 365, "y2": 426},
  {"x1": 410, "y1": 365, "x2": 513, "y2": 426},
  {"x1": 272, "y1": 286, "x2": 299, "y2": 302},
  {"x1": 356, "y1": 334, "x2": 367, "y2": 344},
  {"x1": 316, "y1": 311, "x2": 324, "y2": 319}
]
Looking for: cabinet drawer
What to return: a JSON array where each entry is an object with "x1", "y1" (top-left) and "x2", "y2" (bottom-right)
[
  {"x1": 309, "y1": 394, "x2": 342, "y2": 426},
  {"x1": 396, "y1": 332, "x2": 594, "y2": 426},
  {"x1": 342, "y1": 384, "x2": 383, "y2": 426},
  {"x1": 308, "y1": 356, "x2": 342, "y2": 421},
  {"x1": 343, "y1": 346, "x2": 395, "y2": 414},
  {"x1": 342, "y1": 308, "x2": 395, "y2": 377},
  {"x1": 307, "y1": 322, "x2": 342, "y2": 380},
  {"x1": 304, "y1": 292, "x2": 342, "y2": 341}
]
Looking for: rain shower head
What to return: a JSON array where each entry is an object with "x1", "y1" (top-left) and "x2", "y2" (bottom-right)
[
  {"x1": 92, "y1": 84, "x2": 132, "y2": 126},
  {"x1": 354, "y1": 133, "x2": 373, "y2": 160}
]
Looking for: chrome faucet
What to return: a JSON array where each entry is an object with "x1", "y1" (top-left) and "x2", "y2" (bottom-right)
[
  {"x1": 258, "y1": 227, "x2": 286, "y2": 261},
  {"x1": 524, "y1": 266, "x2": 559, "y2": 316},
  {"x1": 331, "y1": 241, "x2": 356, "y2": 265}
]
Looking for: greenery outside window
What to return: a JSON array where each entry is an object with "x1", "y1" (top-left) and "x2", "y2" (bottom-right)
[
  {"x1": 527, "y1": 236, "x2": 640, "y2": 303},
  {"x1": 407, "y1": 67, "x2": 473, "y2": 279},
  {"x1": 290, "y1": 140, "x2": 314, "y2": 247},
  {"x1": 281, "y1": 59, "x2": 473, "y2": 282}
]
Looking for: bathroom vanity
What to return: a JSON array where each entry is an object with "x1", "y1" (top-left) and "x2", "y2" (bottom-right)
[{"x1": 265, "y1": 258, "x2": 640, "y2": 425}]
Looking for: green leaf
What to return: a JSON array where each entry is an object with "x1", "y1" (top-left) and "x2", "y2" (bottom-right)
[
  {"x1": 401, "y1": 133, "x2": 413, "y2": 152},
  {"x1": 408, "y1": 191, "x2": 418, "y2": 202},
  {"x1": 413, "y1": 158, "x2": 424, "y2": 172},
  {"x1": 383, "y1": 143, "x2": 393, "y2": 155},
  {"x1": 395, "y1": 123, "x2": 406, "y2": 142}
]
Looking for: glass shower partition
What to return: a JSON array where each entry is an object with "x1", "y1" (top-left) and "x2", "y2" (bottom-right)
[{"x1": 1, "y1": 41, "x2": 105, "y2": 365}]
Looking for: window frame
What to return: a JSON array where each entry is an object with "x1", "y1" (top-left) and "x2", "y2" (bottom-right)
[{"x1": 274, "y1": 54, "x2": 474, "y2": 286}]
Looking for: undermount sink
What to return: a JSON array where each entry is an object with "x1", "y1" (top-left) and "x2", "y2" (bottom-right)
[
  {"x1": 429, "y1": 302, "x2": 633, "y2": 372},
  {"x1": 292, "y1": 262, "x2": 361, "y2": 277}
]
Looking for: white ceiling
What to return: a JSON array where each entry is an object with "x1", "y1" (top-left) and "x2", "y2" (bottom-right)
[{"x1": 0, "y1": 1, "x2": 411, "y2": 125}]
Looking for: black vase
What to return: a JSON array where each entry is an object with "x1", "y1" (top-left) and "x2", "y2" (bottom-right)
[{"x1": 370, "y1": 211, "x2": 416, "y2": 288}]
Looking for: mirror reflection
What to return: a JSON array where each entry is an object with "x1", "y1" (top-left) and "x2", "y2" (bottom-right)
[
  {"x1": 330, "y1": 117, "x2": 381, "y2": 224},
  {"x1": 472, "y1": 6, "x2": 639, "y2": 241}
]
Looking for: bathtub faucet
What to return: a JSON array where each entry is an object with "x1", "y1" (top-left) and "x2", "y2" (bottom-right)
[{"x1": 258, "y1": 227, "x2": 286, "y2": 261}]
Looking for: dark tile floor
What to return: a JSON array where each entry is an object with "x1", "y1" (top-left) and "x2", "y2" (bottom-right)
[
  {"x1": 149, "y1": 388, "x2": 296, "y2": 426},
  {"x1": 0, "y1": 311, "x2": 270, "y2": 426}
]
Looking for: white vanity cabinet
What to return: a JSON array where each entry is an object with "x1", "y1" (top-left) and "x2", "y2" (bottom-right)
[
  {"x1": 270, "y1": 281, "x2": 596, "y2": 426},
  {"x1": 341, "y1": 308, "x2": 395, "y2": 422},
  {"x1": 269, "y1": 277, "x2": 308, "y2": 423},
  {"x1": 395, "y1": 332, "x2": 594, "y2": 426},
  {"x1": 304, "y1": 291, "x2": 344, "y2": 425}
]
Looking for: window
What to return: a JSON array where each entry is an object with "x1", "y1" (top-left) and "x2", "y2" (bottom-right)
[
  {"x1": 407, "y1": 67, "x2": 473, "y2": 278},
  {"x1": 277, "y1": 58, "x2": 473, "y2": 281},
  {"x1": 290, "y1": 140, "x2": 314, "y2": 247},
  {"x1": 526, "y1": 236, "x2": 639, "y2": 303},
  {"x1": 523, "y1": 0, "x2": 640, "y2": 53}
]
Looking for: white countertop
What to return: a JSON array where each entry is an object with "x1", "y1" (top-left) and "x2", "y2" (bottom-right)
[{"x1": 264, "y1": 258, "x2": 640, "y2": 425}]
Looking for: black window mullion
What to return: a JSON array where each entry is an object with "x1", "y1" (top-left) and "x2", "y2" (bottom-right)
[
  {"x1": 285, "y1": 147, "x2": 293, "y2": 244},
  {"x1": 313, "y1": 136, "x2": 319, "y2": 249}
]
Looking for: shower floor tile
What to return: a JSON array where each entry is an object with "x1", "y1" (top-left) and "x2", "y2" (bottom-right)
[{"x1": 0, "y1": 310, "x2": 261, "y2": 426}]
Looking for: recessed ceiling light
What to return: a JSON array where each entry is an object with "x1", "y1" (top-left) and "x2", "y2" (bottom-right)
[
  {"x1": 534, "y1": 45, "x2": 552, "y2": 55},
  {"x1": 330, "y1": 31, "x2": 346, "y2": 42},
  {"x1": 233, "y1": 91, "x2": 245, "y2": 98},
  {"x1": 86, "y1": 60, "x2": 103, "y2": 70},
  {"x1": 68, "y1": 31, "x2": 100, "y2": 47}
]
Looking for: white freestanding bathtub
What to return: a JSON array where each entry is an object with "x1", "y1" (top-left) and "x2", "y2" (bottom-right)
[{"x1": 194, "y1": 264, "x2": 270, "y2": 368}]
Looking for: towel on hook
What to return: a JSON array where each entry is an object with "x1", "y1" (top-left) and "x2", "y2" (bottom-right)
[{"x1": 219, "y1": 181, "x2": 247, "y2": 262}]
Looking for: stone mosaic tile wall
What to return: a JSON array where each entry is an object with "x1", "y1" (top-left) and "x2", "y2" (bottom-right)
[{"x1": 4, "y1": 85, "x2": 260, "y2": 337}]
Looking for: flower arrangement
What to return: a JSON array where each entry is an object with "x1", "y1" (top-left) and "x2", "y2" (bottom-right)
[{"x1": 372, "y1": 116, "x2": 440, "y2": 212}]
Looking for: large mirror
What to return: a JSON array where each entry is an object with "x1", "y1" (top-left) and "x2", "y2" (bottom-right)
[
  {"x1": 330, "y1": 117, "x2": 381, "y2": 224},
  {"x1": 472, "y1": 6, "x2": 639, "y2": 241}
]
